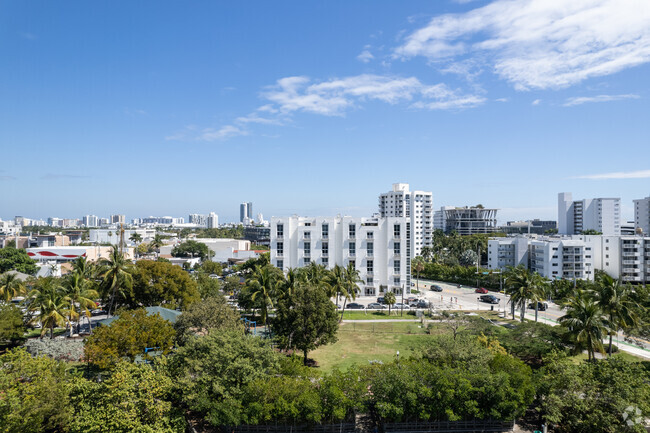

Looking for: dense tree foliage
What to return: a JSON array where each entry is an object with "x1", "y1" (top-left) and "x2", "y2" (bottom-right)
[
  {"x1": 273, "y1": 285, "x2": 339, "y2": 364},
  {"x1": 84, "y1": 309, "x2": 176, "y2": 369},
  {"x1": 0, "y1": 247, "x2": 37, "y2": 275},
  {"x1": 174, "y1": 296, "x2": 242, "y2": 344},
  {"x1": 130, "y1": 259, "x2": 200, "y2": 309},
  {"x1": 171, "y1": 240, "x2": 211, "y2": 260},
  {"x1": 0, "y1": 304, "x2": 24, "y2": 346}
]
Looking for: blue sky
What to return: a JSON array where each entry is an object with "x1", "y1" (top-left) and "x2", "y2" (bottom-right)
[{"x1": 2, "y1": 0, "x2": 650, "y2": 223}]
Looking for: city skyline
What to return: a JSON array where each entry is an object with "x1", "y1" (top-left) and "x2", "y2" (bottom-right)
[{"x1": 2, "y1": 1, "x2": 649, "y2": 222}]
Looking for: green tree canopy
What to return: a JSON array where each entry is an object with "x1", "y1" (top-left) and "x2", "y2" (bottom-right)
[
  {"x1": 0, "y1": 304, "x2": 25, "y2": 346},
  {"x1": 273, "y1": 285, "x2": 339, "y2": 365},
  {"x1": 174, "y1": 296, "x2": 242, "y2": 345},
  {"x1": 170, "y1": 330, "x2": 281, "y2": 426},
  {"x1": 171, "y1": 240, "x2": 210, "y2": 260},
  {"x1": 129, "y1": 259, "x2": 200, "y2": 309},
  {"x1": 84, "y1": 309, "x2": 176, "y2": 369},
  {"x1": 0, "y1": 247, "x2": 37, "y2": 275}
]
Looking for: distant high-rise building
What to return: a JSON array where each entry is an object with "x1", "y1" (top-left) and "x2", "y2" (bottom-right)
[
  {"x1": 440, "y1": 206, "x2": 498, "y2": 235},
  {"x1": 189, "y1": 213, "x2": 207, "y2": 227},
  {"x1": 240, "y1": 202, "x2": 253, "y2": 224},
  {"x1": 110, "y1": 214, "x2": 126, "y2": 225},
  {"x1": 207, "y1": 212, "x2": 219, "y2": 229},
  {"x1": 378, "y1": 183, "x2": 432, "y2": 257},
  {"x1": 83, "y1": 215, "x2": 99, "y2": 227},
  {"x1": 558, "y1": 192, "x2": 620, "y2": 235},
  {"x1": 634, "y1": 195, "x2": 650, "y2": 235}
]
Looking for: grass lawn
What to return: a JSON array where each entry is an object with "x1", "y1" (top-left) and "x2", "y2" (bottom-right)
[
  {"x1": 340, "y1": 310, "x2": 421, "y2": 320},
  {"x1": 311, "y1": 321, "x2": 432, "y2": 372}
]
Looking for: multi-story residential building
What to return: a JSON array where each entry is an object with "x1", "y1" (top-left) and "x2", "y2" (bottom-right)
[
  {"x1": 433, "y1": 206, "x2": 454, "y2": 231},
  {"x1": 83, "y1": 215, "x2": 99, "y2": 227},
  {"x1": 89, "y1": 228, "x2": 156, "y2": 245},
  {"x1": 378, "y1": 183, "x2": 432, "y2": 257},
  {"x1": 110, "y1": 214, "x2": 126, "y2": 225},
  {"x1": 207, "y1": 212, "x2": 219, "y2": 229},
  {"x1": 558, "y1": 192, "x2": 620, "y2": 235},
  {"x1": 271, "y1": 215, "x2": 412, "y2": 297},
  {"x1": 634, "y1": 195, "x2": 650, "y2": 235},
  {"x1": 189, "y1": 213, "x2": 208, "y2": 227},
  {"x1": 240, "y1": 202, "x2": 253, "y2": 224},
  {"x1": 501, "y1": 220, "x2": 557, "y2": 235},
  {"x1": 440, "y1": 206, "x2": 498, "y2": 235},
  {"x1": 487, "y1": 237, "x2": 529, "y2": 269}
]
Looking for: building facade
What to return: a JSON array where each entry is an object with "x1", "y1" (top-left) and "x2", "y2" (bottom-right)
[
  {"x1": 441, "y1": 206, "x2": 498, "y2": 235},
  {"x1": 207, "y1": 212, "x2": 219, "y2": 229},
  {"x1": 240, "y1": 202, "x2": 253, "y2": 224},
  {"x1": 558, "y1": 192, "x2": 621, "y2": 235},
  {"x1": 271, "y1": 215, "x2": 412, "y2": 296},
  {"x1": 378, "y1": 183, "x2": 432, "y2": 257},
  {"x1": 634, "y1": 195, "x2": 650, "y2": 236}
]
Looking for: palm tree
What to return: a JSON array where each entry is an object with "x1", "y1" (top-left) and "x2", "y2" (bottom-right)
[
  {"x1": 326, "y1": 265, "x2": 346, "y2": 308},
  {"x1": 593, "y1": 273, "x2": 640, "y2": 356},
  {"x1": 247, "y1": 264, "x2": 282, "y2": 325},
  {"x1": 504, "y1": 266, "x2": 547, "y2": 322},
  {"x1": 0, "y1": 272, "x2": 26, "y2": 303},
  {"x1": 559, "y1": 291, "x2": 607, "y2": 361},
  {"x1": 279, "y1": 268, "x2": 299, "y2": 300},
  {"x1": 71, "y1": 256, "x2": 96, "y2": 280},
  {"x1": 150, "y1": 233, "x2": 164, "y2": 258},
  {"x1": 129, "y1": 232, "x2": 143, "y2": 244},
  {"x1": 299, "y1": 262, "x2": 329, "y2": 289},
  {"x1": 27, "y1": 277, "x2": 69, "y2": 339},
  {"x1": 529, "y1": 272, "x2": 549, "y2": 322},
  {"x1": 63, "y1": 272, "x2": 98, "y2": 334},
  {"x1": 98, "y1": 247, "x2": 134, "y2": 316},
  {"x1": 411, "y1": 256, "x2": 425, "y2": 293},
  {"x1": 338, "y1": 262, "x2": 361, "y2": 320}
]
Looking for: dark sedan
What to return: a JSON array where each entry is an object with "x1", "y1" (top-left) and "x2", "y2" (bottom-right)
[{"x1": 346, "y1": 303, "x2": 365, "y2": 310}]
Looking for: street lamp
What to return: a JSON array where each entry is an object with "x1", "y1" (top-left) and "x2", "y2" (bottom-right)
[{"x1": 396, "y1": 350, "x2": 400, "y2": 363}]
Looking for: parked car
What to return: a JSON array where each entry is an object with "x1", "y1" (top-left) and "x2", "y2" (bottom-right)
[
  {"x1": 475, "y1": 287, "x2": 489, "y2": 294},
  {"x1": 367, "y1": 303, "x2": 385, "y2": 310},
  {"x1": 346, "y1": 303, "x2": 364, "y2": 310},
  {"x1": 393, "y1": 302, "x2": 408, "y2": 309},
  {"x1": 416, "y1": 300, "x2": 429, "y2": 308},
  {"x1": 377, "y1": 296, "x2": 385, "y2": 304},
  {"x1": 91, "y1": 309, "x2": 108, "y2": 316},
  {"x1": 431, "y1": 285, "x2": 443, "y2": 292},
  {"x1": 528, "y1": 302, "x2": 548, "y2": 311},
  {"x1": 480, "y1": 294, "x2": 500, "y2": 304},
  {"x1": 407, "y1": 296, "x2": 418, "y2": 303}
]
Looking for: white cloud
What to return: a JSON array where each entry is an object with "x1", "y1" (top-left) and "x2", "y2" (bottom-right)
[
  {"x1": 357, "y1": 50, "x2": 374, "y2": 63},
  {"x1": 197, "y1": 125, "x2": 247, "y2": 141},
  {"x1": 573, "y1": 169, "x2": 650, "y2": 180},
  {"x1": 563, "y1": 93, "x2": 640, "y2": 106},
  {"x1": 531, "y1": 99, "x2": 541, "y2": 105},
  {"x1": 395, "y1": 0, "x2": 650, "y2": 90},
  {"x1": 262, "y1": 74, "x2": 484, "y2": 116}
]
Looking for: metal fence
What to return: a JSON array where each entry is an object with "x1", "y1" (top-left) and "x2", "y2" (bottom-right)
[{"x1": 382, "y1": 420, "x2": 515, "y2": 433}]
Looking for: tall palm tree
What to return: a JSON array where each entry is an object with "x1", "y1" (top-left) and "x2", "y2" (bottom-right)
[
  {"x1": 63, "y1": 272, "x2": 98, "y2": 334},
  {"x1": 0, "y1": 272, "x2": 26, "y2": 303},
  {"x1": 71, "y1": 256, "x2": 96, "y2": 280},
  {"x1": 150, "y1": 233, "x2": 164, "y2": 258},
  {"x1": 299, "y1": 262, "x2": 329, "y2": 289},
  {"x1": 129, "y1": 232, "x2": 143, "y2": 245},
  {"x1": 247, "y1": 264, "x2": 282, "y2": 325},
  {"x1": 529, "y1": 272, "x2": 549, "y2": 322},
  {"x1": 559, "y1": 291, "x2": 607, "y2": 361},
  {"x1": 593, "y1": 273, "x2": 640, "y2": 356},
  {"x1": 98, "y1": 247, "x2": 134, "y2": 316},
  {"x1": 338, "y1": 263, "x2": 361, "y2": 321},
  {"x1": 326, "y1": 264, "x2": 346, "y2": 308},
  {"x1": 504, "y1": 266, "x2": 546, "y2": 322},
  {"x1": 27, "y1": 277, "x2": 69, "y2": 339}
]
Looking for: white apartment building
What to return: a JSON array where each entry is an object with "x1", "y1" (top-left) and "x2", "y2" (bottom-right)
[
  {"x1": 271, "y1": 215, "x2": 412, "y2": 297},
  {"x1": 189, "y1": 213, "x2": 208, "y2": 227},
  {"x1": 110, "y1": 214, "x2": 126, "y2": 225},
  {"x1": 558, "y1": 192, "x2": 621, "y2": 235},
  {"x1": 83, "y1": 215, "x2": 99, "y2": 227},
  {"x1": 89, "y1": 228, "x2": 156, "y2": 245},
  {"x1": 378, "y1": 183, "x2": 432, "y2": 257},
  {"x1": 634, "y1": 195, "x2": 650, "y2": 235},
  {"x1": 488, "y1": 235, "x2": 650, "y2": 284},
  {"x1": 207, "y1": 212, "x2": 219, "y2": 229},
  {"x1": 433, "y1": 206, "x2": 454, "y2": 232}
]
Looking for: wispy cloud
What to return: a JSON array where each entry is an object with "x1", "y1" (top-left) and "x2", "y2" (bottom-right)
[
  {"x1": 123, "y1": 108, "x2": 148, "y2": 116},
  {"x1": 357, "y1": 50, "x2": 374, "y2": 63},
  {"x1": 531, "y1": 99, "x2": 541, "y2": 106},
  {"x1": 197, "y1": 125, "x2": 248, "y2": 141},
  {"x1": 0, "y1": 175, "x2": 16, "y2": 181},
  {"x1": 394, "y1": 0, "x2": 650, "y2": 90},
  {"x1": 573, "y1": 169, "x2": 650, "y2": 180},
  {"x1": 563, "y1": 93, "x2": 640, "y2": 106},
  {"x1": 40, "y1": 173, "x2": 90, "y2": 180}
]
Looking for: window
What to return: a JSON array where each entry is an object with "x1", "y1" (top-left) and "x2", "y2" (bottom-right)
[
  {"x1": 393, "y1": 277, "x2": 400, "y2": 285},
  {"x1": 277, "y1": 260, "x2": 283, "y2": 268},
  {"x1": 367, "y1": 231, "x2": 374, "y2": 239},
  {"x1": 394, "y1": 242, "x2": 400, "y2": 254},
  {"x1": 394, "y1": 260, "x2": 400, "y2": 273},
  {"x1": 303, "y1": 258, "x2": 310, "y2": 265},
  {"x1": 276, "y1": 224, "x2": 284, "y2": 237},
  {"x1": 304, "y1": 231, "x2": 310, "y2": 239},
  {"x1": 349, "y1": 260, "x2": 355, "y2": 269},
  {"x1": 277, "y1": 242, "x2": 283, "y2": 256},
  {"x1": 322, "y1": 257, "x2": 328, "y2": 266},
  {"x1": 322, "y1": 223, "x2": 329, "y2": 238},
  {"x1": 367, "y1": 260, "x2": 373, "y2": 273},
  {"x1": 367, "y1": 242, "x2": 373, "y2": 256},
  {"x1": 304, "y1": 242, "x2": 311, "y2": 255},
  {"x1": 349, "y1": 242, "x2": 356, "y2": 256},
  {"x1": 322, "y1": 242, "x2": 328, "y2": 255},
  {"x1": 394, "y1": 224, "x2": 401, "y2": 238},
  {"x1": 366, "y1": 277, "x2": 373, "y2": 284},
  {"x1": 349, "y1": 224, "x2": 356, "y2": 238}
]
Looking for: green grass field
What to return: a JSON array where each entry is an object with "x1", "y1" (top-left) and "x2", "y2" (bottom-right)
[
  {"x1": 339, "y1": 310, "x2": 421, "y2": 320},
  {"x1": 311, "y1": 321, "x2": 432, "y2": 372}
]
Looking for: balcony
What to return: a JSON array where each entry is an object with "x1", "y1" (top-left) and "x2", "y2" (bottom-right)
[
  {"x1": 622, "y1": 260, "x2": 639, "y2": 265},
  {"x1": 622, "y1": 252, "x2": 638, "y2": 257}
]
